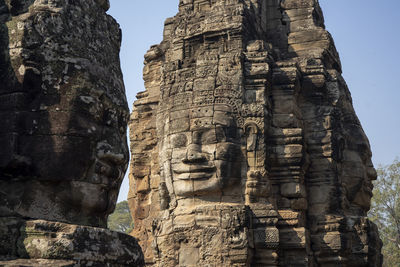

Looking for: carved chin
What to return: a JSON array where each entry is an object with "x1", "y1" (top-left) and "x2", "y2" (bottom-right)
[
  {"x1": 69, "y1": 181, "x2": 110, "y2": 212},
  {"x1": 353, "y1": 187, "x2": 373, "y2": 210}
]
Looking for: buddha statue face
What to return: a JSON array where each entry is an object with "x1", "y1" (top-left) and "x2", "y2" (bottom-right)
[
  {"x1": 0, "y1": 0, "x2": 128, "y2": 227},
  {"x1": 160, "y1": 103, "x2": 242, "y2": 199}
]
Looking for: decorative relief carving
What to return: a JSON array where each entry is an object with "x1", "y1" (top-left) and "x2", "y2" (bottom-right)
[{"x1": 129, "y1": 0, "x2": 382, "y2": 266}]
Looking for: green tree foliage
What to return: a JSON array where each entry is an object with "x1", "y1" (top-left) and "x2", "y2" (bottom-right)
[
  {"x1": 107, "y1": 200, "x2": 134, "y2": 234},
  {"x1": 369, "y1": 159, "x2": 400, "y2": 267}
]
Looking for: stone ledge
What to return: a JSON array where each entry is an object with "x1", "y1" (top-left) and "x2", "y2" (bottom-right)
[
  {"x1": 0, "y1": 259, "x2": 75, "y2": 267},
  {"x1": 0, "y1": 219, "x2": 144, "y2": 267}
]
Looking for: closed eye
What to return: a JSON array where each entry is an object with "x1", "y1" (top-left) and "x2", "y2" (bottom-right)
[
  {"x1": 201, "y1": 128, "x2": 217, "y2": 144},
  {"x1": 172, "y1": 133, "x2": 187, "y2": 148}
]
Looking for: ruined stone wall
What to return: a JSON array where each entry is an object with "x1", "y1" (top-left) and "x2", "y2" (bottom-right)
[
  {"x1": 129, "y1": 0, "x2": 382, "y2": 266},
  {"x1": 0, "y1": 0, "x2": 143, "y2": 265}
]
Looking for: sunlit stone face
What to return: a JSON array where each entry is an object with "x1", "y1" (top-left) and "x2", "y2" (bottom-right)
[{"x1": 160, "y1": 104, "x2": 242, "y2": 198}]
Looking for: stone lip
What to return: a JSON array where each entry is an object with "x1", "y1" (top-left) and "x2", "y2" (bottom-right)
[{"x1": 0, "y1": 219, "x2": 144, "y2": 267}]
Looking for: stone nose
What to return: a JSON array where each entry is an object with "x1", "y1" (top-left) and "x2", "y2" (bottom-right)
[{"x1": 183, "y1": 144, "x2": 207, "y2": 163}]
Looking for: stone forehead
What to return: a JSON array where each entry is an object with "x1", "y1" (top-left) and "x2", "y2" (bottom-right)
[
  {"x1": 159, "y1": 89, "x2": 243, "y2": 127},
  {"x1": 161, "y1": 101, "x2": 240, "y2": 129}
]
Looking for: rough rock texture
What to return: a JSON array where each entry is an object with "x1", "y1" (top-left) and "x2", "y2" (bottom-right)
[
  {"x1": 129, "y1": 0, "x2": 382, "y2": 266},
  {"x1": 0, "y1": 219, "x2": 143, "y2": 266},
  {"x1": 0, "y1": 0, "x2": 143, "y2": 265},
  {"x1": 0, "y1": 0, "x2": 128, "y2": 228}
]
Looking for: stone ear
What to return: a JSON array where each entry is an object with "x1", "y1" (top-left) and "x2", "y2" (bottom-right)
[
  {"x1": 245, "y1": 123, "x2": 258, "y2": 152},
  {"x1": 159, "y1": 182, "x2": 170, "y2": 210},
  {"x1": 244, "y1": 122, "x2": 259, "y2": 170}
]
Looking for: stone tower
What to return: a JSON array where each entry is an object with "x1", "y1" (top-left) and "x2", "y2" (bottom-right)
[
  {"x1": 0, "y1": 0, "x2": 143, "y2": 265},
  {"x1": 129, "y1": 0, "x2": 382, "y2": 266}
]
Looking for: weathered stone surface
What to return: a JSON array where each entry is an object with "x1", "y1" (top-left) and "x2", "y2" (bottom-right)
[
  {"x1": 0, "y1": 0, "x2": 128, "y2": 228},
  {"x1": 0, "y1": 219, "x2": 143, "y2": 266},
  {"x1": 0, "y1": 259, "x2": 76, "y2": 267},
  {"x1": 129, "y1": 0, "x2": 382, "y2": 266},
  {"x1": 0, "y1": 0, "x2": 143, "y2": 265}
]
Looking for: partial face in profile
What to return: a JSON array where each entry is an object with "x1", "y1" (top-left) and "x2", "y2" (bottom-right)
[
  {"x1": 341, "y1": 124, "x2": 376, "y2": 211},
  {"x1": 0, "y1": 0, "x2": 128, "y2": 227}
]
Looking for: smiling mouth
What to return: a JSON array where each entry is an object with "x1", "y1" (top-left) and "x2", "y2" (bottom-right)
[{"x1": 173, "y1": 165, "x2": 216, "y2": 180}]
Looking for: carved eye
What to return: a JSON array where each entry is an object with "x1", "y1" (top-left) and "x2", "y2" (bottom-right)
[
  {"x1": 224, "y1": 126, "x2": 238, "y2": 141},
  {"x1": 215, "y1": 125, "x2": 238, "y2": 143},
  {"x1": 215, "y1": 126, "x2": 226, "y2": 142},
  {"x1": 172, "y1": 134, "x2": 187, "y2": 148},
  {"x1": 216, "y1": 143, "x2": 241, "y2": 161},
  {"x1": 201, "y1": 129, "x2": 217, "y2": 144}
]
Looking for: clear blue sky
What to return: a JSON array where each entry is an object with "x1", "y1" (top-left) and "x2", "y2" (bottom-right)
[{"x1": 108, "y1": 0, "x2": 400, "y2": 202}]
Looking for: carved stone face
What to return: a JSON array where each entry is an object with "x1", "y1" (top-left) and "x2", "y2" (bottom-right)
[
  {"x1": 0, "y1": 0, "x2": 128, "y2": 227},
  {"x1": 161, "y1": 104, "x2": 242, "y2": 198},
  {"x1": 341, "y1": 124, "x2": 376, "y2": 211}
]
